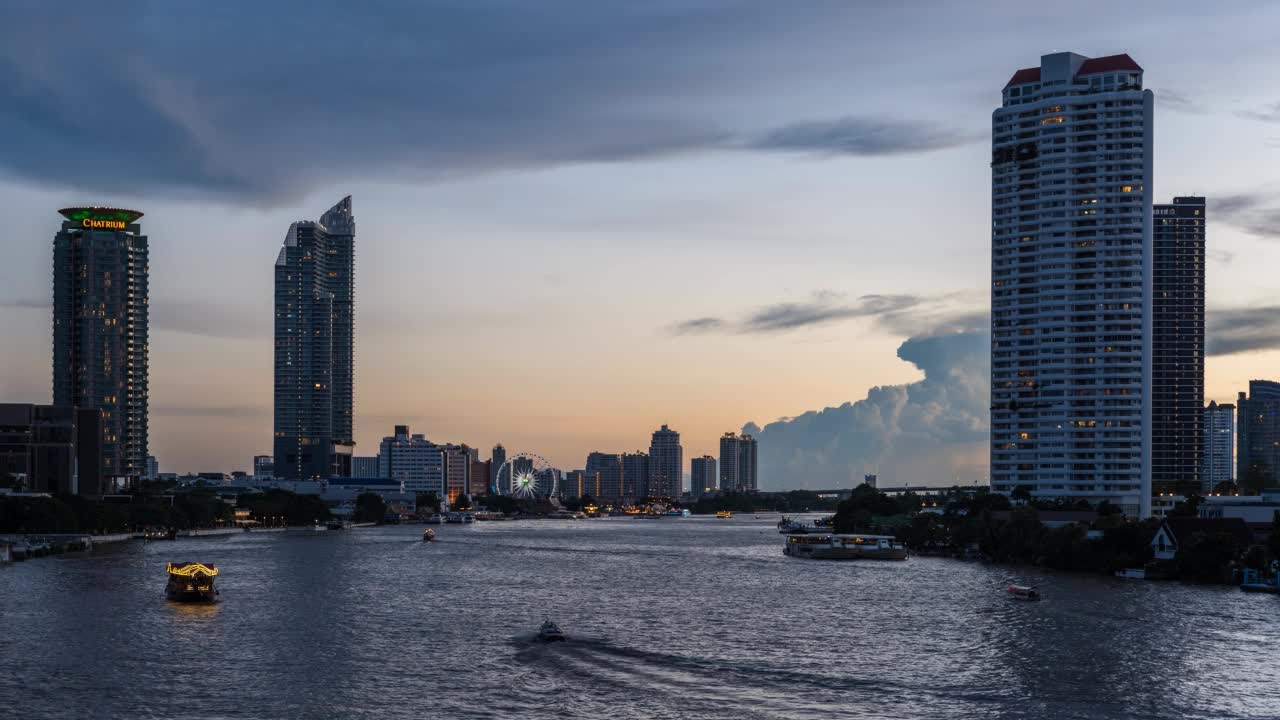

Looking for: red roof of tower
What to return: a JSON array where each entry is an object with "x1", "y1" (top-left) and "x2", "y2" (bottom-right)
[{"x1": 1003, "y1": 54, "x2": 1143, "y2": 89}]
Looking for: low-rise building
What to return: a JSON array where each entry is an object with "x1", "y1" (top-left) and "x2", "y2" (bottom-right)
[{"x1": 1151, "y1": 516, "x2": 1253, "y2": 561}]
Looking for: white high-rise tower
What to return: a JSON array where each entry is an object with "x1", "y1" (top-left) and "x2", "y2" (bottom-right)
[{"x1": 989, "y1": 52, "x2": 1153, "y2": 517}]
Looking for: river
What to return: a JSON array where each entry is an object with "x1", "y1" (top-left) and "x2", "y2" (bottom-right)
[{"x1": 1, "y1": 516, "x2": 1277, "y2": 719}]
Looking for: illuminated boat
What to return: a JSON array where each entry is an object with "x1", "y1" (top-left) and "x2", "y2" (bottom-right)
[
  {"x1": 783, "y1": 534, "x2": 908, "y2": 560},
  {"x1": 715, "y1": 511, "x2": 733, "y2": 519},
  {"x1": 422, "y1": 528, "x2": 436, "y2": 542},
  {"x1": 165, "y1": 562, "x2": 219, "y2": 602}
]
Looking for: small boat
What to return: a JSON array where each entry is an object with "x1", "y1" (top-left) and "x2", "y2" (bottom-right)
[
  {"x1": 537, "y1": 619, "x2": 566, "y2": 642},
  {"x1": 426, "y1": 514, "x2": 445, "y2": 524},
  {"x1": 462, "y1": 514, "x2": 475, "y2": 524},
  {"x1": 1240, "y1": 568, "x2": 1279, "y2": 593},
  {"x1": 1114, "y1": 568, "x2": 1146, "y2": 580},
  {"x1": 715, "y1": 510, "x2": 733, "y2": 519},
  {"x1": 165, "y1": 562, "x2": 219, "y2": 603},
  {"x1": 445, "y1": 513, "x2": 464, "y2": 524},
  {"x1": 422, "y1": 528, "x2": 436, "y2": 542},
  {"x1": 1007, "y1": 584, "x2": 1040, "y2": 601},
  {"x1": 326, "y1": 520, "x2": 348, "y2": 530}
]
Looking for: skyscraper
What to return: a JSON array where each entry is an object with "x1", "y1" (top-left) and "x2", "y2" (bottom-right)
[
  {"x1": 690, "y1": 455, "x2": 716, "y2": 498},
  {"x1": 990, "y1": 53, "x2": 1153, "y2": 517},
  {"x1": 1203, "y1": 401, "x2": 1234, "y2": 492},
  {"x1": 1151, "y1": 197, "x2": 1205, "y2": 493},
  {"x1": 647, "y1": 424, "x2": 682, "y2": 498},
  {"x1": 273, "y1": 197, "x2": 356, "y2": 479},
  {"x1": 585, "y1": 452, "x2": 623, "y2": 501},
  {"x1": 491, "y1": 443, "x2": 507, "y2": 494},
  {"x1": 53, "y1": 207, "x2": 149, "y2": 486},
  {"x1": 1237, "y1": 381, "x2": 1280, "y2": 490},
  {"x1": 719, "y1": 433, "x2": 758, "y2": 493},
  {"x1": 621, "y1": 451, "x2": 649, "y2": 499}
]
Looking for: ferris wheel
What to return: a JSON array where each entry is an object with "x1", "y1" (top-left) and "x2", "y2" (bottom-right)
[{"x1": 496, "y1": 452, "x2": 559, "y2": 498}]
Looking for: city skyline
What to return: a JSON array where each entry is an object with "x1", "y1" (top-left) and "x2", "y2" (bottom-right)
[{"x1": 3, "y1": 4, "x2": 1280, "y2": 484}]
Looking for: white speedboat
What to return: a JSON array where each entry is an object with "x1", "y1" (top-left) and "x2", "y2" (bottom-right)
[{"x1": 537, "y1": 619, "x2": 566, "y2": 642}]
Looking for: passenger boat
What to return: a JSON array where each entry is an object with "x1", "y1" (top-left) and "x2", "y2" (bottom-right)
[
  {"x1": 783, "y1": 533, "x2": 907, "y2": 560},
  {"x1": 777, "y1": 517, "x2": 808, "y2": 534},
  {"x1": 537, "y1": 619, "x2": 566, "y2": 642},
  {"x1": 422, "y1": 528, "x2": 436, "y2": 542},
  {"x1": 445, "y1": 513, "x2": 465, "y2": 524},
  {"x1": 1007, "y1": 584, "x2": 1041, "y2": 601},
  {"x1": 165, "y1": 562, "x2": 219, "y2": 603},
  {"x1": 426, "y1": 514, "x2": 445, "y2": 525},
  {"x1": 1240, "y1": 568, "x2": 1279, "y2": 593},
  {"x1": 715, "y1": 510, "x2": 733, "y2": 519},
  {"x1": 1114, "y1": 568, "x2": 1146, "y2": 580},
  {"x1": 462, "y1": 514, "x2": 475, "y2": 524}
]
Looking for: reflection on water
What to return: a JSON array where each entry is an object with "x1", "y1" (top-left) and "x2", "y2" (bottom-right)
[{"x1": 1, "y1": 517, "x2": 1278, "y2": 719}]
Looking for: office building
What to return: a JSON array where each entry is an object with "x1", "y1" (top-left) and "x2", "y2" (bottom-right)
[
  {"x1": 469, "y1": 458, "x2": 491, "y2": 497},
  {"x1": 1237, "y1": 381, "x2": 1280, "y2": 490},
  {"x1": 1203, "y1": 401, "x2": 1234, "y2": 492},
  {"x1": 0, "y1": 404, "x2": 101, "y2": 495},
  {"x1": 622, "y1": 451, "x2": 649, "y2": 499},
  {"x1": 585, "y1": 452, "x2": 623, "y2": 501},
  {"x1": 378, "y1": 426, "x2": 441, "y2": 496},
  {"x1": 352, "y1": 456, "x2": 381, "y2": 478},
  {"x1": 1151, "y1": 197, "x2": 1205, "y2": 492},
  {"x1": 648, "y1": 424, "x2": 682, "y2": 498},
  {"x1": 273, "y1": 196, "x2": 356, "y2": 479},
  {"x1": 562, "y1": 470, "x2": 586, "y2": 498},
  {"x1": 719, "y1": 433, "x2": 758, "y2": 493},
  {"x1": 990, "y1": 52, "x2": 1153, "y2": 516},
  {"x1": 253, "y1": 455, "x2": 274, "y2": 479},
  {"x1": 53, "y1": 207, "x2": 149, "y2": 484},
  {"x1": 440, "y1": 444, "x2": 471, "y2": 503},
  {"x1": 491, "y1": 444, "x2": 507, "y2": 494},
  {"x1": 144, "y1": 455, "x2": 159, "y2": 481},
  {"x1": 690, "y1": 455, "x2": 716, "y2": 498}
]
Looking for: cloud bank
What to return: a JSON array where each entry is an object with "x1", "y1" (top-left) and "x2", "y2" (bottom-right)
[
  {"x1": 670, "y1": 290, "x2": 987, "y2": 337},
  {"x1": 744, "y1": 330, "x2": 990, "y2": 489},
  {"x1": 0, "y1": 2, "x2": 974, "y2": 204}
]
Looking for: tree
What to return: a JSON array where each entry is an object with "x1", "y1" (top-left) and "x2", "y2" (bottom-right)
[
  {"x1": 354, "y1": 492, "x2": 386, "y2": 523},
  {"x1": 0, "y1": 472, "x2": 22, "y2": 491},
  {"x1": 452, "y1": 494, "x2": 473, "y2": 511},
  {"x1": 1211, "y1": 481, "x2": 1240, "y2": 496},
  {"x1": 1177, "y1": 531, "x2": 1244, "y2": 584},
  {"x1": 1167, "y1": 494, "x2": 1202, "y2": 518},
  {"x1": 1269, "y1": 511, "x2": 1280, "y2": 562},
  {"x1": 416, "y1": 493, "x2": 441, "y2": 513},
  {"x1": 1011, "y1": 485, "x2": 1033, "y2": 503}
]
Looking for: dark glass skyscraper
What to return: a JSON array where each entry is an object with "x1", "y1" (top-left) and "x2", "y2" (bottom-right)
[
  {"x1": 53, "y1": 207, "x2": 149, "y2": 485},
  {"x1": 1237, "y1": 380, "x2": 1280, "y2": 490},
  {"x1": 1151, "y1": 197, "x2": 1205, "y2": 492},
  {"x1": 273, "y1": 197, "x2": 355, "y2": 480}
]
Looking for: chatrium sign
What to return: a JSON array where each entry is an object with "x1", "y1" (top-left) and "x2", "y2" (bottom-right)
[{"x1": 58, "y1": 207, "x2": 144, "y2": 230}]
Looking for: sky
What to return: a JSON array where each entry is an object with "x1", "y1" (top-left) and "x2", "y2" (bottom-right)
[{"x1": 3, "y1": 1, "x2": 1280, "y2": 487}]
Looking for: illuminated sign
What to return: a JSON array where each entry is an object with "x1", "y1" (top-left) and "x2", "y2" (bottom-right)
[
  {"x1": 82, "y1": 218, "x2": 127, "y2": 230},
  {"x1": 58, "y1": 206, "x2": 144, "y2": 229}
]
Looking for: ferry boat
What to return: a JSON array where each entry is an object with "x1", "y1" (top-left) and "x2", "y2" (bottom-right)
[
  {"x1": 445, "y1": 513, "x2": 465, "y2": 524},
  {"x1": 462, "y1": 514, "x2": 475, "y2": 524},
  {"x1": 422, "y1": 528, "x2": 436, "y2": 542},
  {"x1": 783, "y1": 533, "x2": 907, "y2": 560},
  {"x1": 165, "y1": 562, "x2": 219, "y2": 603},
  {"x1": 426, "y1": 514, "x2": 445, "y2": 525},
  {"x1": 715, "y1": 510, "x2": 733, "y2": 519}
]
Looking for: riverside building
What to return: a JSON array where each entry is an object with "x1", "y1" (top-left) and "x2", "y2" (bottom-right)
[
  {"x1": 273, "y1": 197, "x2": 356, "y2": 479},
  {"x1": 53, "y1": 207, "x2": 150, "y2": 486},
  {"x1": 1203, "y1": 401, "x2": 1234, "y2": 492},
  {"x1": 989, "y1": 52, "x2": 1153, "y2": 517},
  {"x1": 690, "y1": 455, "x2": 717, "y2": 498},
  {"x1": 1237, "y1": 381, "x2": 1280, "y2": 489},
  {"x1": 1151, "y1": 197, "x2": 1205, "y2": 493},
  {"x1": 719, "y1": 433, "x2": 758, "y2": 493},
  {"x1": 585, "y1": 452, "x2": 623, "y2": 501},
  {"x1": 647, "y1": 424, "x2": 683, "y2": 498}
]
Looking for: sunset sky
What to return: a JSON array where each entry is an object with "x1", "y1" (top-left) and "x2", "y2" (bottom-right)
[{"x1": 3, "y1": 2, "x2": 1280, "y2": 486}]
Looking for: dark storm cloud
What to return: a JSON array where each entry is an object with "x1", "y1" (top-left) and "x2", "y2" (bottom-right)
[
  {"x1": 748, "y1": 117, "x2": 981, "y2": 156},
  {"x1": 1238, "y1": 102, "x2": 1280, "y2": 123},
  {"x1": 1207, "y1": 306, "x2": 1280, "y2": 356},
  {"x1": 1155, "y1": 89, "x2": 1207, "y2": 114},
  {"x1": 1210, "y1": 193, "x2": 1280, "y2": 239},
  {"x1": 669, "y1": 291, "x2": 986, "y2": 336},
  {"x1": 0, "y1": 2, "x2": 974, "y2": 203}
]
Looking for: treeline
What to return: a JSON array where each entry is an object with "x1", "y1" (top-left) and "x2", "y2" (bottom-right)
[
  {"x1": 831, "y1": 484, "x2": 1280, "y2": 583},
  {"x1": 689, "y1": 491, "x2": 843, "y2": 515},
  {"x1": 0, "y1": 489, "x2": 233, "y2": 534}
]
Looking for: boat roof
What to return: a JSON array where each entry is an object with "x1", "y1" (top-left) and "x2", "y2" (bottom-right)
[{"x1": 166, "y1": 562, "x2": 219, "y2": 576}]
